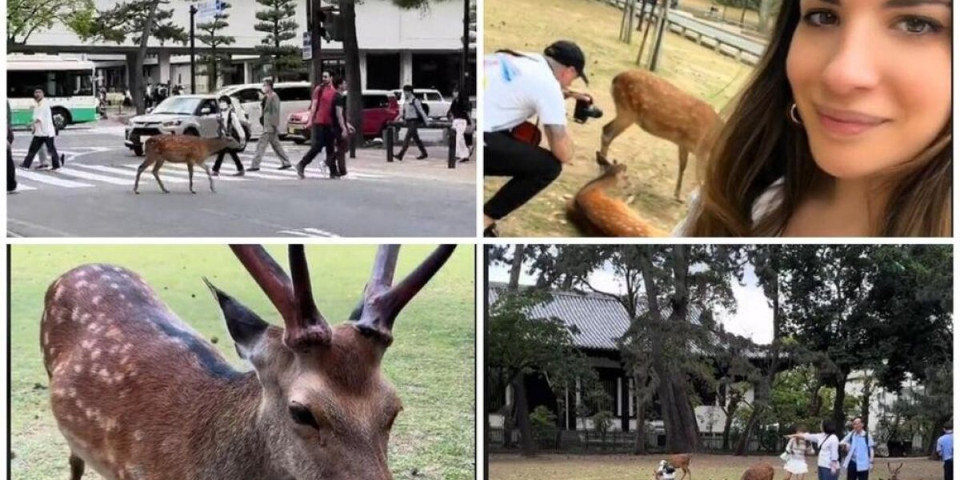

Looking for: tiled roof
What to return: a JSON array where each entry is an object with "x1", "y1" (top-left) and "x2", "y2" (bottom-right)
[{"x1": 489, "y1": 283, "x2": 705, "y2": 352}]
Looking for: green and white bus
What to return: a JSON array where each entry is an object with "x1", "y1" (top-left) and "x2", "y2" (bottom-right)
[{"x1": 8, "y1": 54, "x2": 98, "y2": 130}]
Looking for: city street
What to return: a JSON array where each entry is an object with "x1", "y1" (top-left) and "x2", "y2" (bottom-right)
[{"x1": 7, "y1": 120, "x2": 476, "y2": 237}]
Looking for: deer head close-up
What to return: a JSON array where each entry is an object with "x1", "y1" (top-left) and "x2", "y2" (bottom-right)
[{"x1": 40, "y1": 244, "x2": 456, "y2": 480}]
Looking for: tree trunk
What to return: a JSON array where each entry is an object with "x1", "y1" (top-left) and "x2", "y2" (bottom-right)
[
  {"x1": 735, "y1": 376, "x2": 771, "y2": 455},
  {"x1": 860, "y1": 377, "x2": 872, "y2": 429},
  {"x1": 657, "y1": 366, "x2": 699, "y2": 452},
  {"x1": 833, "y1": 372, "x2": 849, "y2": 434},
  {"x1": 514, "y1": 375, "x2": 537, "y2": 457},
  {"x1": 339, "y1": 0, "x2": 363, "y2": 157},
  {"x1": 633, "y1": 373, "x2": 647, "y2": 455},
  {"x1": 509, "y1": 245, "x2": 525, "y2": 289},
  {"x1": 722, "y1": 394, "x2": 741, "y2": 450},
  {"x1": 134, "y1": 0, "x2": 162, "y2": 114}
]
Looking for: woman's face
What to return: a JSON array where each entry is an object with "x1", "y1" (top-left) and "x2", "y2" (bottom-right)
[{"x1": 786, "y1": 0, "x2": 951, "y2": 180}]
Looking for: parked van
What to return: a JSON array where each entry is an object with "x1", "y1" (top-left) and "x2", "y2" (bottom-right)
[
  {"x1": 390, "y1": 88, "x2": 450, "y2": 119},
  {"x1": 217, "y1": 81, "x2": 312, "y2": 139}
]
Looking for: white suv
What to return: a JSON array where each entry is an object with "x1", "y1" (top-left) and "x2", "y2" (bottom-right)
[
  {"x1": 217, "y1": 82, "x2": 313, "y2": 139},
  {"x1": 391, "y1": 88, "x2": 451, "y2": 119}
]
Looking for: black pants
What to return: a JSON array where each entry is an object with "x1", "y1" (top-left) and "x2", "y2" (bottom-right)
[
  {"x1": 945, "y1": 460, "x2": 952, "y2": 480},
  {"x1": 7, "y1": 143, "x2": 17, "y2": 192},
  {"x1": 213, "y1": 149, "x2": 244, "y2": 173},
  {"x1": 483, "y1": 131, "x2": 562, "y2": 220},
  {"x1": 298, "y1": 124, "x2": 334, "y2": 168},
  {"x1": 846, "y1": 461, "x2": 869, "y2": 480},
  {"x1": 22, "y1": 136, "x2": 60, "y2": 169},
  {"x1": 397, "y1": 120, "x2": 427, "y2": 158},
  {"x1": 328, "y1": 134, "x2": 348, "y2": 177}
]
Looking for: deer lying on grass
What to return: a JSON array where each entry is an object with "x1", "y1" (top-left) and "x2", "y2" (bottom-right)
[
  {"x1": 566, "y1": 151, "x2": 667, "y2": 237},
  {"x1": 133, "y1": 134, "x2": 239, "y2": 194},
  {"x1": 888, "y1": 462, "x2": 903, "y2": 480},
  {"x1": 740, "y1": 462, "x2": 774, "y2": 480},
  {"x1": 600, "y1": 69, "x2": 722, "y2": 201},
  {"x1": 41, "y1": 243, "x2": 455, "y2": 480}
]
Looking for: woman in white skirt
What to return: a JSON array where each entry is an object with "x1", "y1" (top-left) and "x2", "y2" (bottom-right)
[{"x1": 783, "y1": 425, "x2": 809, "y2": 480}]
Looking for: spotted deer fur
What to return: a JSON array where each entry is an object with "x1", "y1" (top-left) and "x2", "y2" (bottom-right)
[
  {"x1": 566, "y1": 152, "x2": 667, "y2": 237},
  {"x1": 41, "y1": 244, "x2": 456, "y2": 480},
  {"x1": 133, "y1": 135, "x2": 239, "y2": 194},
  {"x1": 600, "y1": 69, "x2": 723, "y2": 201}
]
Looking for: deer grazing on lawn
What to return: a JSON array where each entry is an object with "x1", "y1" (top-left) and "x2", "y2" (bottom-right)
[
  {"x1": 41, "y1": 244, "x2": 455, "y2": 480},
  {"x1": 566, "y1": 151, "x2": 666, "y2": 237},
  {"x1": 740, "y1": 462, "x2": 774, "y2": 480},
  {"x1": 133, "y1": 135, "x2": 239, "y2": 194},
  {"x1": 600, "y1": 69, "x2": 723, "y2": 201}
]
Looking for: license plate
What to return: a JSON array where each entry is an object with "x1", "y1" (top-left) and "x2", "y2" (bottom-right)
[{"x1": 288, "y1": 126, "x2": 296, "y2": 135}]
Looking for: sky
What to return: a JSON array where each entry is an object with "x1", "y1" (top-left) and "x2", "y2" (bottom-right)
[{"x1": 487, "y1": 252, "x2": 775, "y2": 345}]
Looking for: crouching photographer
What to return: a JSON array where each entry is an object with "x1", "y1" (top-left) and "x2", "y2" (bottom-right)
[{"x1": 483, "y1": 40, "x2": 595, "y2": 237}]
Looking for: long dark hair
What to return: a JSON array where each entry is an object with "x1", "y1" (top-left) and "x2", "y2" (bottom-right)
[{"x1": 687, "y1": 0, "x2": 951, "y2": 237}]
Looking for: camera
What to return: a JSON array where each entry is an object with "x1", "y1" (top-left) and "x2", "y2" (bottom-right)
[{"x1": 574, "y1": 97, "x2": 603, "y2": 123}]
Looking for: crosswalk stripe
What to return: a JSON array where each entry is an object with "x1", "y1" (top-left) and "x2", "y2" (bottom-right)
[
  {"x1": 163, "y1": 163, "x2": 292, "y2": 181},
  {"x1": 303, "y1": 228, "x2": 339, "y2": 237},
  {"x1": 74, "y1": 165, "x2": 189, "y2": 184},
  {"x1": 116, "y1": 165, "x2": 246, "y2": 182},
  {"x1": 10, "y1": 183, "x2": 38, "y2": 191},
  {"x1": 15, "y1": 170, "x2": 94, "y2": 188},
  {"x1": 277, "y1": 230, "x2": 316, "y2": 237},
  {"x1": 53, "y1": 167, "x2": 131, "y2": 185}
]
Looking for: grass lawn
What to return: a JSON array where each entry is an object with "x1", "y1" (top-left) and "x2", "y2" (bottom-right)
[
  {"x1": 489, "y1": 453, "x2": 944, "y2": 480},
  {"x1": 484, "y1": 0, "x2": 755, "y2": 236},
  {"x1": 10, "y1": 245, "x2": 476, "y2": 480}
]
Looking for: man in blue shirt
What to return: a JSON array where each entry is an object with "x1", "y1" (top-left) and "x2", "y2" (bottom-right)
[
  {"x1": 937, "y1": 421, "x2": 953, "y2": 480},
  {"x1": 840, "y1": 417, "x2": 874, "y2": 480}
]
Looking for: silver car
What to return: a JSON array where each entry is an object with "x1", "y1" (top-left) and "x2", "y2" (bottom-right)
[{"x1": 124, "y1": 95, "x2": 250, "y2": 156}]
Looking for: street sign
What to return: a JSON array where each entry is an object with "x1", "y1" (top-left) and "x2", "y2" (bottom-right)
[
  {"x1": 302, "y1": 32, "x2": 312, "y2": 60},
  {"x1": 197, "y1": 0, "x2": 224, "y2": 23}
]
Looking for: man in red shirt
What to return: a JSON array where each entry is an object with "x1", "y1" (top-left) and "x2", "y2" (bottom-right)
[{"x1": 296, "y1": 71, "x2": 337, "y2": 179}]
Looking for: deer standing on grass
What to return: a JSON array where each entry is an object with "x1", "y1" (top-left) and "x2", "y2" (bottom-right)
[
  {"x1": 566, "y1": 151, "x2": 667, "y2": 237},
  {"x1": 740, "y1": 462, "x2": 774, "y2": 480},
  {"x1": 41, "y1": 244, "x2": 455, "y2": 480},
  {"x1": 888, "y1": 462, "x2": 903, "y2": 480},
  {"x1": 133, "y1": 135, "x2": 239, "y2": 194},
  {"x1": 600, "y1": 69, "x2": 722, "y2": 201}
]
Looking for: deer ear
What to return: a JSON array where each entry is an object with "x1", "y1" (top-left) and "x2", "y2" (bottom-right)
[{"x1": 203, "y1": 277, "x2": 269, "y2": 360}]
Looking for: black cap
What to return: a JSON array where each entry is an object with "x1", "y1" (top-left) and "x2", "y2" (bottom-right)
[{"x1": 544, "y1": 40, "x2": 588, "y2": 85}]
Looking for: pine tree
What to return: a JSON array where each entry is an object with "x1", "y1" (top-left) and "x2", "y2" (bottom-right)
[
  {"x1": 196, "y1": 1, "x2": 236, "y2": 92},
  {"x1": 73, "y1": 0, "x2": 187, "y2": 114},
  {"x1": 254, "y1": 0, "x2": 302, "y2": 82}
]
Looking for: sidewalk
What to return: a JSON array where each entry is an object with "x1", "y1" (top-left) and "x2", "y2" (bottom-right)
[{"x1": 335, "y1": 145, "x2": 476, "y2": 184}]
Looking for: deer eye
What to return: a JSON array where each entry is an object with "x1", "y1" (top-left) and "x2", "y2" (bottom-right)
[{"x1": 289, "y1": 403, "x2": 320, "y2": 430}]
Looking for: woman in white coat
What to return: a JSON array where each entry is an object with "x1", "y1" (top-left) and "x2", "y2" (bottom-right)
[
  {"x1": 212, "y1": 95, "x2": 245, "y2": 176},
  {"x1": 783, "y1": 424, "x2": 810, "y2": 480},
  {"x1": 787, "y1": 419, "x2": 840, "y2": 480}
]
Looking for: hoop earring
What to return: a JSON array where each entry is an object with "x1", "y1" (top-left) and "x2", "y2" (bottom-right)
[{"x1": 789, "y1": 103, "x2": 802, "y2": 125}]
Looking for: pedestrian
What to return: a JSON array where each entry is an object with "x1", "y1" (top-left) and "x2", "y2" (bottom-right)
[
  {"x1": 295, "y1": 71, "x2": 337, "y2": 179},
  {"x1": 482, "y1": 41, "x2": 590, "y2": 237},
  {"x1": 839, "y1": 417, "x2": 874, "y2": 480},
  {"x1": 7, "y1": 100, "x2": 17, "y2": 193},
  {"x1": 20, "y1": 88, "x2": 61, "y2": 171},
  {"x1": 787, "y1": 418, "x2": 840, "y2": 480},
  {"x1": 937, "y1": 421, "x2": 953, "y2": 480},
  {"x1": 448, "y1": 90, "x2": 472, "y2": 163},
  {"x1": 393, "y1": 84, "x2": 429, "y2": 161},
  {"x1": 145, "y1": 82, "x2": 153, "y2": 109},
  {"x1": 211, "y1": 95, "x2": 245, "y2": 177},
  {"x1": 249, "y1": 78, "x2": 293, "y2": 172},
  {"x1": 329, "y1": 76, "x2": 354, "y2": 178},
  {"x1": 782, "y1": 424, "x2": 809, "y2": 480}
]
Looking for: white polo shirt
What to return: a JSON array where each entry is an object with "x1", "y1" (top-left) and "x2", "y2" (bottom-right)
[{"x1": 483, "y1": 52, "x2": 567, "y2": 133}]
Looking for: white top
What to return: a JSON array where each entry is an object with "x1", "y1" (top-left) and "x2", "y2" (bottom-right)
[
  {"x1": 482, "y1": 52, "x2": 567, "y2": 132},
  {"x1": 32, "y1": 98, "x2": 56, "y2": 137},
  {"x1": 402, "y1": 98, "x2": 428, "y2": 121},
  {"x1": 671, "y1": 179, "x2": 785, "y2": 236},
  {"x1": 803, "y1": 433, "x2": 840, "y2": 469}
]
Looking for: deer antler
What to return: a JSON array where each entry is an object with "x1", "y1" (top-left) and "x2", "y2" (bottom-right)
[
  {"x1": 229, "y1": 245, "x2": 331, "y2": 350},
  {"x1": 353, "y1": 245, "x2": 456, "y2": 345}
]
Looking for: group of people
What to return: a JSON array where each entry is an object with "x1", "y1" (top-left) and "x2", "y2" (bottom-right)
[
  {"x1": 779, "y1": 417, "x2": 953, "y2": 480},
  {"x1": 483, "y1": 0, "x2": 950, "y2": 237}
]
